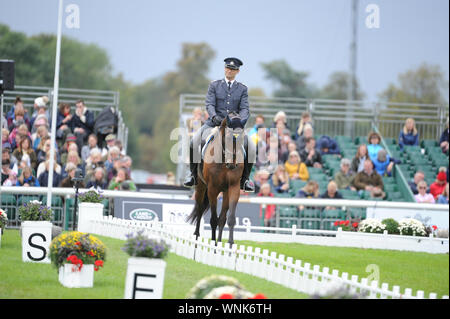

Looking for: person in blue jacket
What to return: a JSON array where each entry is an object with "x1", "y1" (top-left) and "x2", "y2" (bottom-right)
[
  {"x1": 398, "y1": 118, "x2": 419, "y2": 150},
  {"x1": 184, "y1": 57, "x2": 255, "y2": 192},
  {"x1": 367, "y1": 132, "x2": 384, "y2": 162}
]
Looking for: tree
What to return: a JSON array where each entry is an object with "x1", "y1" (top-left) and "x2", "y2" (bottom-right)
[
  {"x1": 320, "y1": 71, "x2": 365, "y2": 100},
  {"x1": 379, "y1": 63, "x2": 448, "y2": 105},
  {"x1": 260, "y1": 59, "x2": 316, "y2": 98}
]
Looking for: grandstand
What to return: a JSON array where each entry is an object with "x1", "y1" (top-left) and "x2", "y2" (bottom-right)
[{"x1": 178, "y1": 94, "x2": 449, "y2": 231}]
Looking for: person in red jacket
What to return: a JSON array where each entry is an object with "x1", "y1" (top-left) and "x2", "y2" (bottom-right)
[
  {"x1": 257, "y1": 183, "x2": 276, "y2": 227},
  {"x1": 430, "y1": 171, "x2": 447, "y2": 200}
]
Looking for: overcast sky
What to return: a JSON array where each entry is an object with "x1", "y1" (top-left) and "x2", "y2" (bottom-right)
[{"x1": 0, "y1": 0, "x2": 448, "y2": 101}]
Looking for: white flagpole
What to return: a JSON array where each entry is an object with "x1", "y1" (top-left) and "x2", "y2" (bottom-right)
[{"x1": 47, "y1": 0, "x2": 64, "y2": 207}]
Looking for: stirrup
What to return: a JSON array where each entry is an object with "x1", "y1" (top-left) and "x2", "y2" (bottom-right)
[{"x1": 241, "y1": 180, "x2": 255, "y2": 193}]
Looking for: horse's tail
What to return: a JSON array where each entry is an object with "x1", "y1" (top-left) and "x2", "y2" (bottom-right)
[{"x1": 187, "y1": 191, "x2": 210, "y2": 225}]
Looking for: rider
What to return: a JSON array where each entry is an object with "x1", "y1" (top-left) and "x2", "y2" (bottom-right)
[{"x1": 184, "y1": 57, "x2": 255, "y2": 192}]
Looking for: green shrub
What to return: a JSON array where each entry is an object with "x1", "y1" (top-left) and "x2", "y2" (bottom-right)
[{"x1": 382, "y1": 218, "x2": 400, "y2": 235}]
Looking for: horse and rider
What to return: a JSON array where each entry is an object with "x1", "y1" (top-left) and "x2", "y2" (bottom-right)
[
  {"x1": 184, "y1": 57, "x2": 255, "y2": 193},
  {"x1": 185, "y1": 57, "x2": 256, "y2": 245}
]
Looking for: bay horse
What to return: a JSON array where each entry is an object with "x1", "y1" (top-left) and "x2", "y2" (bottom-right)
[{"x1": 186, "y1": 112, "x2": 245, "y2": 246}]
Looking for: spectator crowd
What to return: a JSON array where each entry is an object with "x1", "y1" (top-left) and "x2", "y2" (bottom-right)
[{"x1": 1, "y1": 96, "x2": 136, "y2": 192}]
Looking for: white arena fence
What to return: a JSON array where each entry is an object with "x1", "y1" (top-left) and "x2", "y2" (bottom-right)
[{"x1": 86, "y1": 215, "x2": 448, "y2": 299}]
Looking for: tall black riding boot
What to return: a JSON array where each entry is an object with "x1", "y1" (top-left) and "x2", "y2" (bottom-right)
[
  {"x1": 240, "y1": 136, "x2": 255, "y2": 192},
  {"x1": 184, "y1": 141, "x2": 198, "y2": 187}
]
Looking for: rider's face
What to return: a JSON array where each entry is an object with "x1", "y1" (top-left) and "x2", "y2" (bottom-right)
[{"x1": 225, "y1": 67, "x2": 239, "y2": 80}]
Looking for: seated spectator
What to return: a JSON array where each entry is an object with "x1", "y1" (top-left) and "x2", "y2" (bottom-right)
[
  {"x1": 320, "y1": 181, "x2": 343, "y2": 210},
  {"x1": 295, "y1": 124, "x2": 313, "y2": 152},
  {"x1": 3, "y1": 170, "x2": 17, "y2": 186},
  {"x1": 317, "y1": 135, "x2": 341, "y2": 156},
  {"x1": 272, "y1": 111, "x2": 288, "y2": 129},
  {"x1": 367, "y1": 132, "x2": 384, "y2": 162},
  {"x1": 59, "y1": 162, "x2": 85, "y2": 188},
  {"x1": 2, "y1": 128, "x2": 9, "y2": 146},
  {"x1": 414, "y1": 181, "x2": 435, "y2": 203},
  {"x1": 408, "y1": 171, "x2": 426, "y2": 195},
  {"x1": 60, "y1": 133, "x2": 78, "y2": 162},
  {"x1": 8, "y1": 103, "x2": 30, "y2": 132},
  {"x1": 257, "y1": 183, "x2": 276, "y2": 227},
  {"x1": 108, "y1": 167, "x2": 136, "y2": 191},
  {"x1": 254, "y1": 169, "x2": 270, "y2": 194},
  {"x1": 372, "y1": 149, "x2": 394, "y2": 177},
  {"x1": 36, "y1": 137, "x2": 51, "y2": 166},
  {"x1": 12, "y1": 136, "x2": 38, "y2": 170},
  {"x1": 114, "y1": 139, "x2": 126, "y2": 156},
  {"x1": 32, "y1": 125, "x2": 49, "y2": 151},
  {"x1": 284, "y1": 151, "x2": 309, "y2": 181},
  {"x1": 121, "y1": 155, "x2": 133, "y2": 176},
  {"x1": 62, "y1": 150, "x2": 85, "y2": 179},
  {"x1": 30, "y1": 107, "x2": 49, "y2": 133},
  {"x1": 37, "y1": 153, "x2": 62, "y2": 179},
  {"x1": 31, "y1": 96, "x2": 50, "y2": 121},
  {"x1": 334, "y1": 158, "x2": 356, "y2": 190},
  {"x1": 351, "y1": 144, "x2": 369, "y2": 173},
  {"x1": 61, "y1": 142, "x2": 79, "y2": 167},
  {"x1": 296, "y1": 180, "x2": 319, "y2": 211},
  {"x1": 352, "y1": 159, "x2": 384, "y2": 197},
  {"x1": 38, "y1": 160, "x2": 63, "y2": 187},
  {"x1": 299, "y1": 137, "x2": 322, "y2": 168},
  {"x1": 440, "y1": 119, "x2": 449, "y2": 154},
  {"x1": 9, "y1": 123, "x2": 32, "y2": 150},
  {"x1": 71, "y1": 99, "x2": 95, "y2": 152},
  {"x1": 248, "y1": 114, "x2": 266, "y2": 145},
  {"x1": 1, "y1": 159, "x2": 11, "y2": 184},
  {"x1": 278, "y1": 126, "x2": 292, "y2": 157},
  {"x1": 280, "y1": 141, "x2": 297, "y2": 164},
  {"x1": 84, "y1": 148, "x2": 106, "y2": 184},
  {"x1": 187, "y1": 107, "x2": 204, "y2": 137},
  {"x1": 86, "y1": 167, "x2": 108, "y2": 190},
  {"x1": 104, "y1": 146, "x2": 121, "y2": 173},
  {"x1": 270, "y1": 165, "x2": 290, "y2": 193},
  {"x1": 6, "y1": 96, "x2": 26, "y2": 127},
  {"x1": 56, "y1": 102, "x2": 73, "y2": 146},
  {"x1": 437, "y1": 184, "x2": 449, "y2": 204},
  {"x1": 430, "y1": 171, "x2": 447, "y2": 200},
  {"x1": 81, "y1": 134, "x2": 100, "y2": 162},
  {"x1": 101, "y1": 134, "x2": 118, "y2": 158},
  {"x1": 398, "y1": 118, "x2": 419, "y2": 150},
  {"x1": 294, "y1": 112, "x2": 313, "y2": 140},
  {"x1": 16, "y1": 166, "x2": 39, "y2": 187}
]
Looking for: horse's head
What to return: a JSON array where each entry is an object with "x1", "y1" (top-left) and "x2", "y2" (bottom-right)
[{"x1": 222, "y1": 112, "x2": 245, "y2": 169}]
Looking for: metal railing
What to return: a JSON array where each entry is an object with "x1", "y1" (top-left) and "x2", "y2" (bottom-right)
[
  {"x1": 2, "y1": 186, "x2": 447, "y2": 230},
  {"x1": 1, "y1": 85, "x2": 128, "y2": 152}
]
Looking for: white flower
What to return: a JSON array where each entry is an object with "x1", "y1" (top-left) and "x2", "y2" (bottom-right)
[
  {"x1": 29, "y1": 200, "x2": 42, "y2": 205},
  {"x1": 358, "y1": 218, "x2": 386, "y2": 233},
  {"x1": 398, "y1": 218, "x2": 426, "y2": 236}
]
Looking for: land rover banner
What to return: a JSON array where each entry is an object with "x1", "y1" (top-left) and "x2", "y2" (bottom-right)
[{"x1": 113, "y1": 197, "x2": 262, "y2": 229}]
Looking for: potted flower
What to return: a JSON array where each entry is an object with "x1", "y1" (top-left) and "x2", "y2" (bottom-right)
[
  {"x1": 18, "y1": 200, "x2": 53, "y2": 263},
  {"x1": 49, "y1": 231, "x2": 106, "y2": 288},
  {"x1": 186, "y1": 275, "x2": 267, "y2": 299},
  {"x1": 0, "y1": 208, "x2": 8, "y2": 247},
  {"x1": 77, "y1": 188, "x2": 105, "y2": 233},
  {"x1": 398, "y1": 218, "x2": 427, "y2": 237},
  {"x1": 357, "y1": 218, "x2": 386, "y2": 234},
  {"x1": 122, "y1": 230, "x2": 170, "y2": 299}
]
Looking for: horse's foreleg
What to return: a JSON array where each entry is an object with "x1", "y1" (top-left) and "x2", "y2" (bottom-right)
[
  {"x1": 193, "y1": 182, "x2": 207, "y2": 239},
  {"x1": 227, "y1": 185, "x2": 240, "y2": 247},
  {"x1": 208, "y1": 188, "x2": 219, "y2": 243},
  {"x1": 217, "y1": 191, "x2": 229, "y2": 243}
]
